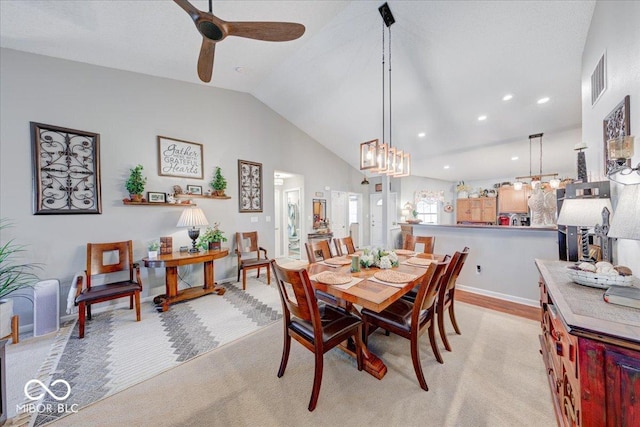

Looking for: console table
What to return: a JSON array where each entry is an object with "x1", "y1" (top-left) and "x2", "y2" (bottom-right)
[
  {"x1": 143, "y1": 249, "x2": 228, "y2": 312},
  {"x1": 536, "y1": 259, "x2": 640, "y2": 426}
]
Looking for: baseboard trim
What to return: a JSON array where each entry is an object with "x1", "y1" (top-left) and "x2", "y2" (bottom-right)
[{"x1": 455, "y1": 285, "x2": 541, "y2": 322}]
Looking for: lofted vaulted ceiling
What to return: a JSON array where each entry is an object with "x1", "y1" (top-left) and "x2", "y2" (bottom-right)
[{"x1": 0, "y1": 0, "x2": 596, "y2": 181}]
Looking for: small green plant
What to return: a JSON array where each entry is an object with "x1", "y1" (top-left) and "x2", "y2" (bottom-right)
[
  {"x1": 147, "y1": 241, "x2": 159, "y2": 251},
  {"x1": 197, "y1": 223, "x2": 227, "y2": 249},
  {"x1": 0, "y1": 219, "x2": 41, "y2": 299},
  {"x1": 210, "y1": 167, "x2": 227, "y2": 194},
  {"x1": 125, "y1": 164, "x2": 147, "y2": 196}
]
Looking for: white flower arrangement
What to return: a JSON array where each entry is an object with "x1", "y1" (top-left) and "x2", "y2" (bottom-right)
[{"x1": 360, "y1": 247, "x2": 399, "y2": 269}]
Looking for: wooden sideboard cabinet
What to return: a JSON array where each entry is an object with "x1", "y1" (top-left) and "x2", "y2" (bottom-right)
[
  {"x1": 456, "y1": 198, "x2": 496, "y2": 224},
  {"x1": 536, "y1": 259, "x2": 640, "y2": 427},
  {"x1": 498, "y1": 185, "x2": 531, "y2": 213}
]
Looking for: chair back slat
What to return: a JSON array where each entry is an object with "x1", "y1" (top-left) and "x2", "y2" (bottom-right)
[
  {"x1": 441, "y1": 247, "x2": 470, "y2": 298},
  {"x1": 86, "y1": 241, "x2": 133, "y2": 288},
  {"x1": 271, "y1": 261, "x2": 317, "y2": 323},
  {"x1": 236, "y1": 231, "x2": 260, "y2": 255},
  {"x1": 305, "y1": 240, "x2": 332, "y2": 263},
  {"x1": 334, "y1": 236, "x2": 356, "y2": 256},
  {"x1": 413, "y1": 254, "x2": 450, "y2": 313},
  {"x1": 404, "y1": 235, "x2": 435, "y2": 253}
]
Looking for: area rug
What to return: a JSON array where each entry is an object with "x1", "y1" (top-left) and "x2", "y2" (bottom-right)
[{"x1": 12, "y1": 277, "x2": 282, "y2": 427}]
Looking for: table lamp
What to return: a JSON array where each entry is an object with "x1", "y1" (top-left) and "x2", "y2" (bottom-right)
[
  {"x1": 176, "y1": 206, "x2": 209, "y2": 253},
  {"x1": 557, "y1": 198, "x2": 613, "y2": 262},
  {"x1": 608, "y1": 184, "x2": 640, "y2": 241}
]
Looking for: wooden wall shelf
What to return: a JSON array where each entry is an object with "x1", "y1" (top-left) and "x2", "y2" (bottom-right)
[
  {"x1": 122, "y1": 201, "x2": 196, "y2": 207},
  {"x1": 175, "y1": 194, "x2": 231, "y2": 200}
]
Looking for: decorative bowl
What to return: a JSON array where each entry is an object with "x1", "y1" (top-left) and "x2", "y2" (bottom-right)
[{"x1": 566, "y1": 266, "x2": 636, "y2": 289}]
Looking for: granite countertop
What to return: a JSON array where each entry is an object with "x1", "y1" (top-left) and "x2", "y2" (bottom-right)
[{"x1": 403, "y1": 223, "x2": 557, "y2": 231}]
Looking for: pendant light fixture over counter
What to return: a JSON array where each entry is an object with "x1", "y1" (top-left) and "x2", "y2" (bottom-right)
[
  {"x1": 513, "y1": 133, "x2": 559, "y2": 190},
  {"x1": 359, "y1": 2, "x2": 410, "y2": 178}
]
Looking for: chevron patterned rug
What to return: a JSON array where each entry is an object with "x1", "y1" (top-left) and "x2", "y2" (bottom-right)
[{"x1": 13, "y1": 277, "x2": 282, "y2": 427}]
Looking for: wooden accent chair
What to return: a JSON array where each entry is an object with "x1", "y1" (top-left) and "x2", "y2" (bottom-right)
[
  {"x1": 75, "y1": 241, "x2": 142, "y2": 339},
  {"x1": 236, "y1": 231, "x2": 270, "y2": 290},
  {"x1": 333, "y1": 236, "x2": 356, "y2": 256},
  {"x1": 437, "y1": 247, "x2": 470, "y2": 351},
  {"x1": 362, "y1": 260, "x2": 448, "y2": 391},
  {"x1": 270, "y1": 260, "x2": 363, "y2": 411},
  {"x1": 403, "y1": 235, "x2": 435, "y2": 253},
  {"x1": 305, "y1": 240, "x2": 332, "y2": 263}
]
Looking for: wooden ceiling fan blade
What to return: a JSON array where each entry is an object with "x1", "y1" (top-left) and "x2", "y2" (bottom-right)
[
  {"x1": 173, "y1": 0, "x2": 201, "y2": 20},
  {"x1": 225, "y1": 21, "x2": 305, "y2": 42},
  {"x1": 197, "y1": 38, "x2": 215, "y2": 82}
]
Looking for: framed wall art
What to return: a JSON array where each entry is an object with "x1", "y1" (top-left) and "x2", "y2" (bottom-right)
[
  {"x1": 31, "y1": 122, "x2": 102, "y2": 214},
  {"x1": 157, "y1": 136, "x2": 203, "y2": 179},
  {"x1": 603, "y1": 95, "x2": 630, "y2": 171},
  {"x1": 147, "y1": 192, "x2": 166, "y2": 203},
  {"x1": 238, "y1": 159, "x2": 263, "y2": 212},
  {"x1": 186, "y1": 185, "x2": 202, "y2": 195}
]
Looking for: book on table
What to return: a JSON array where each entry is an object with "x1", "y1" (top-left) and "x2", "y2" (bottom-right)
[{"x1": 603, "y1": 285, "x2": 640, "y2": 309}]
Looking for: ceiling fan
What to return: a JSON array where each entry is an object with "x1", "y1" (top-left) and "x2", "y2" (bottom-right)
[{"x1": 174, "y1": 0, "x2": 306, "y2": 82}]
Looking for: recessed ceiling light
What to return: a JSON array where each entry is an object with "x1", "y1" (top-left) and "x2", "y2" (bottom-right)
[
  {"x1": 478, "y1": 115, "x2": 487, "y2": 121},
  {"x1": 537, "y1": 97, "x2": 550, "y2": 104},
  {"x1": 511, "y1": 156, "x2": 519, "y2": 161},
  {"x1": 418, "y1": 132, "x2": 426, "y2": 138},
  {"x1": 235, "y1": 66, "x2": 245, "y2": 73},
  {"x1": 443, "y1": 165, "x2": 450, "y2": 169},
  {"x1": 503, "y1": 94, "x2": 513, "y2": 101}
]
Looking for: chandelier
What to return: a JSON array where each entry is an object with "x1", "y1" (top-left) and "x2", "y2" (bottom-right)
[
  {"x1": 513, "y1": 133, "x2": 559, "y2": 190},
  {"x1": 359, "y1": 2, "x2": 410, "y2": 178}
]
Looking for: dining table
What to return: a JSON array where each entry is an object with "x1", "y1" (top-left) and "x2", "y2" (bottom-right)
[{"x1": 306, "y1": 251, "x2": 446, "y2": 380}]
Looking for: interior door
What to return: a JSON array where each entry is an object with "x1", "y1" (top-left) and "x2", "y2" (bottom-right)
[
  {"x1": 331, "y1": 191, "x2": 348, "y2": 239},
  {"x1": 370, "y1": 193, "x2": 396, "y2": 247},
  {"x1": 274, "y1": 188, "x2": 282, "y2": 257}
]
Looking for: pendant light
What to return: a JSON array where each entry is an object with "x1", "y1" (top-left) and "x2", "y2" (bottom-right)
[{"x1": 514, "y1": 133, "x2": 558, "y2": 190}]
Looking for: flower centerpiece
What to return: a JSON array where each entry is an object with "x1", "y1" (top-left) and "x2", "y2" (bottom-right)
[
  {"x1": 360, "y1": 247, "x2": 399, "y2": 269},
  {"x1": 197, "y1": 222, "x2": 227, "y2": 250}
]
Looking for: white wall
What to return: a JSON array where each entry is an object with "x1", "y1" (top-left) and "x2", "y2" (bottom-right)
[
  {"x1": 581, "y1": 1, "x2": 640, "y2": 274},
  {"x1": 398, "y1": 175, "x2": 456, "y2": 225},
  {"x1": 0, "y1": 48, "x2": 364, "y2": 327}
]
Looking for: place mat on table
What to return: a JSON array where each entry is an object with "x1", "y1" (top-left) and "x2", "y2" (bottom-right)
[
  {"x1": 310, "y1": 271, "x2": 362, "y2": 289},
  {"x1": 369, "y1": 270, "x2": 418, "y2": 287},
  {"x1": 317, "y1": 260, "x2": 340, "y2": 268},
  {"x1": 324, "y1": 257, "x2": 352, "y2": 266},
  {"x1": 403, "y1": 257, "x2": 436, "y2": 267},
  {"x1": 394, "y1": 249, "x2": 416, "y2": 256}
]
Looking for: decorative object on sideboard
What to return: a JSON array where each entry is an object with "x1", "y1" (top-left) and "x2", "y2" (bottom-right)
[
  {"x1": 160, "y1": 237, "x2": 173, "y2": 255},
  {"x1": 147, "y1": 241, "x2": 159, "y2": 259},
  {"x1": 567, "y1": 262, "x2": 634, "y2": 289},
  {"x1": 210, "y1": 166, "x2": 227, "y2": 196},
  {"x1": 607, "y1": 184, "x2": 640, "y2": 241},
  {"x1": 238, "y1": 160, "x2": 262, "y2": 213},
  {"x1": 125, "y1": 164, "x2": 147, "y2": 202},
  {"x1": 358, "y1": 3, "x2": 410, "y2": 178},
  {"x1": 176, "y1": 205, "x2": 209, "y2": 253},
  {"x1": 197, "y1": 222, "x2": 227, "y2": 251},
  {"x1": 31, "y1": 122, "x2": 102, "y2": 214},
  {"x1": 603, "y1": 95, "x2": 631, "y2": 173},
  {"x1": 557, "y1": 198, "x2": 613, "y2": 262}
]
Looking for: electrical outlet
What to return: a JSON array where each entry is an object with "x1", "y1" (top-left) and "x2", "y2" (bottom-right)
[{"x1": 476, "y1": 265, "x2": 482, "y2": 274}]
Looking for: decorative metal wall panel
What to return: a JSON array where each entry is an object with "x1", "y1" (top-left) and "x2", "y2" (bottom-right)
[
  {"x1": 238, "y1": 160, "x2": 262, "y2": 213},
  {"x1": 31, "y1": 122, "x2": 101, "y2": 214},
  {"x1": 603, "y1": 95, "x2": 630, "y2": 171}
]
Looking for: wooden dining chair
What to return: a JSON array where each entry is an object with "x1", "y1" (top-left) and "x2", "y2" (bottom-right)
[
  {"x1": 437, "y1": 247, "x2": 470, "y2": 351},
  {"x1": 270, "y1": 260, "x2": 363, "y2": 411},
  {"x1": 334, "y1": 236, "x2": 356, "y2": 256},
  {"x1": 305, "y1": 239, "x2": 332, "y2": 263},
  {"x1": 75, "y1": 241, "x2": 142, "y2": 339},
  {"x1": 236, "y1": 231, "x2": 270, "y2": 290},
  {"x1": 403, "y1": 235, "x2": 435, "y2": 253},
  {"x1": 362, "y1": 260, "x2": 448, "y2": 391}
]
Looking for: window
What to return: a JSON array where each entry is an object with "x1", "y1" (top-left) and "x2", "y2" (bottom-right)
[{"x1": 416, "y1": 200, "x2": 438, "y2": 224}]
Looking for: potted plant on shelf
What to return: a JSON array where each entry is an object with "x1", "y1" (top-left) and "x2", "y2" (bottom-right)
[
  {"x1": 125, "y1": 164, "x2": 147, "y2": 202},
  {"x1": 147, "y1": 241, "x2": 159, "y2": 259},
  {"x1": 0, "y1": 219, "x2": 41, "y2": 339},
  {"x1": 197, "y1": 223, "x2": 227, "y2": 250},
  {"x1": 210, "y1": 166, "x2": 227, "y2": 197}
]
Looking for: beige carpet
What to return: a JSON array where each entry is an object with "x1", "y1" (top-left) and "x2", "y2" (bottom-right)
[{"x1": 49, "y1": 302, "x2": 554, "y2": 427}]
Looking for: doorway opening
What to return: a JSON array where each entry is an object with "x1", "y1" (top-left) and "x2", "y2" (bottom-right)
[{"x1": 274, "y1": 171, "x2": 304, "y2": 259}]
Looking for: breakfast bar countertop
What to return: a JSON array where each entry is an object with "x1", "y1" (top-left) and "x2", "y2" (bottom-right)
[{"x1": 401, "y1": 223, "x2": 557, "y2": 232}]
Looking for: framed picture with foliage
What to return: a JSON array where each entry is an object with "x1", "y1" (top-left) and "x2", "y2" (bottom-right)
[
  {"x1": 238, "y1": 159, "x2": 262, "y2": 212},
  {"x1": 31, "y1": 122, "x2": 102, "y2": 214}
]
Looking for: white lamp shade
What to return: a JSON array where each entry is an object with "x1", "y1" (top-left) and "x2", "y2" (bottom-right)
[
  {"x1": 557, "y1": 198, "x2": 613, "y2": 226},
  {"x1": 608, "y1": 184, "x2": 640, "y2": 240},
  {"x1": 176, "y1": 206, "x2": 209, "y2": 228}
]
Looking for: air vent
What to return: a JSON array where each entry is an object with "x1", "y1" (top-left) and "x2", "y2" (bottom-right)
[{"x1": 591, "y1": 52, "x2": 606, "y2": 106}]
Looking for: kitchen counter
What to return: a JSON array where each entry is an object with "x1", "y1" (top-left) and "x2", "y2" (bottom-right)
[{"x1": 401, "y1": 223, "x2": 557, "y2": 232}]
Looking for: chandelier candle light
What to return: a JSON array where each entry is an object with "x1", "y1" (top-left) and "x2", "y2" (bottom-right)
[{"x1": 177, "y1": 205, "x2": 209, "y2": 253}]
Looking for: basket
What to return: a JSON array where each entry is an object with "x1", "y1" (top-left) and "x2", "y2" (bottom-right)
[{"x1": 566, "y1": 267, "x2": 636, "y2": 289}]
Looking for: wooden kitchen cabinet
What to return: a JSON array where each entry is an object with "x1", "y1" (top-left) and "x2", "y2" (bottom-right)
[
  {"x1": 536, "y1": 260, "x2": 640, "y2": 427},
  {"x1": 456, "y1": 198, "x2": 496, "y2": 224},
  {"x1": 498, "y1": 185, "x2": 531, "y2": 213}
]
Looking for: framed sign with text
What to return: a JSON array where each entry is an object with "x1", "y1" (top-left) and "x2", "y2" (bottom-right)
[
  {"x1": 238, "y1": 159, "x2": 263, "y2": 212},
  {"x1": 157, "y1": 136, "x2": 203, "y2": 179}
]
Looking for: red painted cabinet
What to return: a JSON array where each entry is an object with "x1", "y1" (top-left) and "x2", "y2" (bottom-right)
[{"x1": 537, "y1": 260, "x2": 640, "y2": 427}]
